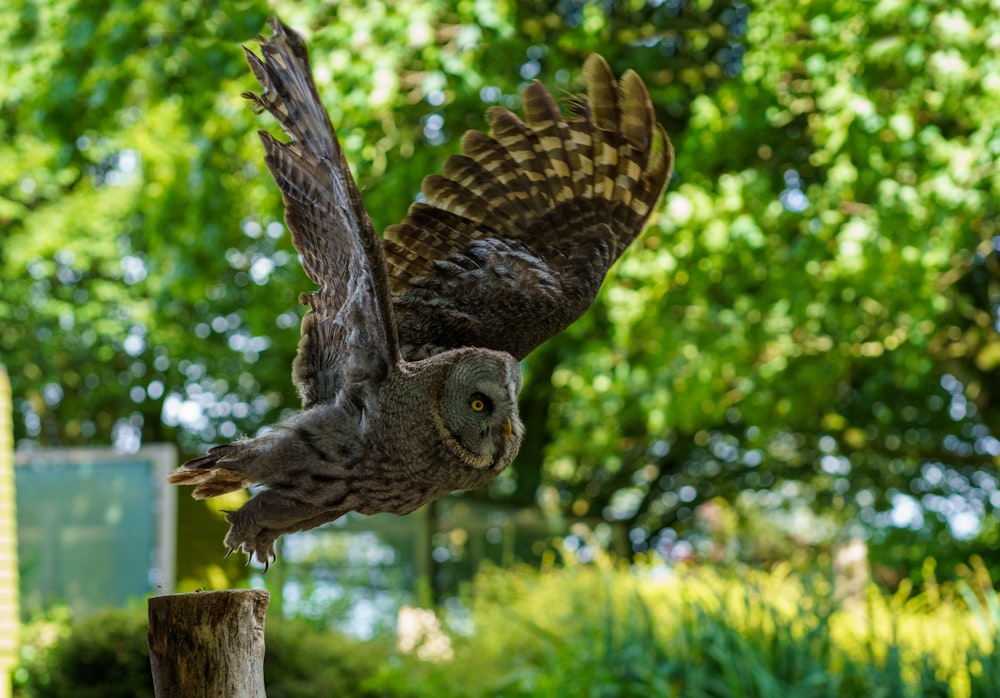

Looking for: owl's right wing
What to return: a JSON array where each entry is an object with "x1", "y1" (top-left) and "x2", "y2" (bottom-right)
[
  {"x1": 382, "y1": 54, "x2": 673, "y2": 361},
  {"x1": 244, "y1": 19, "x2": 400, "y2": 408}
]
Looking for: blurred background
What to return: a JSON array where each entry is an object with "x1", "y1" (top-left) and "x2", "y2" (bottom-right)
[{"x1": 2, "y1": 0, "x2": 999, "y2": 695}]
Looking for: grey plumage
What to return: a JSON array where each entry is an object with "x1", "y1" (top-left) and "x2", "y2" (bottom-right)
[
  {"x1": 168, "y1": 17, "x2": 672, "y2": 565},
  {"x1": 173, "y1": 348, "x2": 521, "y2": 565}
]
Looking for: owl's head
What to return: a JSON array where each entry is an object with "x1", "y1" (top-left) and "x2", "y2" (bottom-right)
[{"x1": 436, "y1": 348, "x2": 524, "y2": 476}]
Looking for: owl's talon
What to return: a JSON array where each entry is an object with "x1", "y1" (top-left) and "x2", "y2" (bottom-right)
[
  {"x1": 254, "y1": 540, "x2": 277, "y2": 570},
  {"x1": 224, "y1": 547, "x2": 235, "y2": 559}
]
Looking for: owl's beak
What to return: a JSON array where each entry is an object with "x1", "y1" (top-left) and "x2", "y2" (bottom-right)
[{"x1": 503, "y1": 417, "x2": 513, "y2": 439}]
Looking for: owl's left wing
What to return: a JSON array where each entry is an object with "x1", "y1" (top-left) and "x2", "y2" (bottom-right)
[{"x1": 244, "y1": 19, "x2": 400, "y2": 408}]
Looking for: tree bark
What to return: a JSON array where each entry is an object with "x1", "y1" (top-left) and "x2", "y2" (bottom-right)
[{"x1": 148, "y1": 589, "x2": 269, "y2": 698}]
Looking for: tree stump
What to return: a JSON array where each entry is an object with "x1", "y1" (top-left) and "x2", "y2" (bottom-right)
[{"x1": 148, "y1": 589, "x2": 270, "y2": 698}]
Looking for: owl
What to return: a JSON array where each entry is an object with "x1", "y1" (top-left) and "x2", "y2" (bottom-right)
[{"x1": 168, "y1": 18, "x2": 674, "y2": 566}]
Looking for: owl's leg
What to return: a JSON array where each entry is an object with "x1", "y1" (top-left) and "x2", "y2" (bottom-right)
[{"x1": 223, "y1": 490, "x2": 332, "y2": 566}]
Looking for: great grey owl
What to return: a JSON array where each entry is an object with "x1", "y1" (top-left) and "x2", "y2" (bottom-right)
[{"x1": 168, "y1": 18, "x2": 674, "y2": 566}]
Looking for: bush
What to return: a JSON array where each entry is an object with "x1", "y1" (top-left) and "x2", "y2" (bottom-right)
[
  {"x1": 14, "y1": 561, "x2": 1000, "y2": 697},
  {"x1": 263, "y1": 619, "x2": 391, "y2": 698},
  {"x1": 14, "y1": 607, "x2": 390, "y2": 698},
  {"x1": 367, "y1": 559, "x2": 1000, "y2": 698},
  {"x1": 15, "y1": 607, "x2": 152, "y2": 698}
]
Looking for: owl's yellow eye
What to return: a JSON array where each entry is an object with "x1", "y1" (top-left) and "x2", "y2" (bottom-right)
[{"x1": 470, "y1": 398, "x2": 485, "y2": 412}]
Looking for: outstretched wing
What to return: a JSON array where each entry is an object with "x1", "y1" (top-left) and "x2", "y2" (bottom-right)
[
  {"x1": 383, "y1": 54, "x2": 674, "y2": 361},
  {"x1": 244, "y1": 18, "x2": 400, "y2": 408}
]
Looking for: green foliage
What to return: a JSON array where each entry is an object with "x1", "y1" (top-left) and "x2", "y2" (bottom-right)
[
  {"x1": 531, "y1": 0, "x2": 1000, "y2": 577},
  {"x1": 369, "y1": 560, "x2": 1000, "y2": 697},
  {"x1": 263, "y1": 619, "x2": 393, "y2": 698},
  {"x1": 3, "y1": 0, "x2": 998, "y2": 582},
  {"x1": 13, "y1": 607, "x2": 389, "y2": 698},
  {"x1": 15, "y1": 607, "x2": 151, "y2": 698},
  {"x1": 12, "y1": 560, "x2": 1000, "y2": 697},
  {"x1": 1, "y1": 0, "x2": 735, "y2": 454}
]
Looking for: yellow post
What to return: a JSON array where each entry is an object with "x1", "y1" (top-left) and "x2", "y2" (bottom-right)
[{"x1": 0, "y1": 366, "x2": 18, "y2": 698}]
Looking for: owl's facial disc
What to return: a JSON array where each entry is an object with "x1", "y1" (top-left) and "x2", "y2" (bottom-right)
[{"x1": 437, "y1": 351, "x2": 523, "y2": 470}]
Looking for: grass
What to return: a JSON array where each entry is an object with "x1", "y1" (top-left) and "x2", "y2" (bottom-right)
[
  {"x1": 14, "y1": 555, "x2": 1000, "y2": 697},
  {"x1": 368, "y1": 555, "x2": 1000, "y2": 697}
]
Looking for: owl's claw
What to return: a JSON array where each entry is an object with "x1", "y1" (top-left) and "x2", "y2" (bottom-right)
[
  {"x1": 259, "y1": 548, "x2": 276, "y2": 574},
  {"x1": 254, "y1": 537, "x2": 277, "y2": 571},
  {"x1": 219, "y1": 491, "x2": 322, "y2": 569},
  {"x1": 224, "y1": 547, "x2": 235, "y2": 559},
  {"x1": 222, "y1": 511, "x2": 278, "y2": 569}
]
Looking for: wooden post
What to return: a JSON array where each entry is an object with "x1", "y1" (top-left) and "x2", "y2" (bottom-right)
[
  {"x1": 148, "y1": 589, "x2": 269, "y2": 698},
  {"x1": 0, "y1": 366, "x2": 18, "y2": 698}
]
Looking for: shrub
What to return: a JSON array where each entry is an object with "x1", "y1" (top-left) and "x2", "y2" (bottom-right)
[
  {"x1": 367, "y1": 560, "x2": 1000, "y2": 697},
  {"x1": 15, "y1": 607, "x2": 152, "y2": 698},
  {"x1": 13, "y1": 561, "x2": 1000, "y2": 697},
  {"x1": 14, "y1": 607, "x2": 390, "y2": 698},
  {"x1": 263, "y1": 619, "x2": 391, "y2": 698}
]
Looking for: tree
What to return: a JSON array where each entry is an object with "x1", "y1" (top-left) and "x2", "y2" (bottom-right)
[
  {"x1": 537, "y1": 0, "x2": 1000, "y2": 580},
  {"x1": 2, "y1": 0, "x2": 996, "y2": 583}
]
